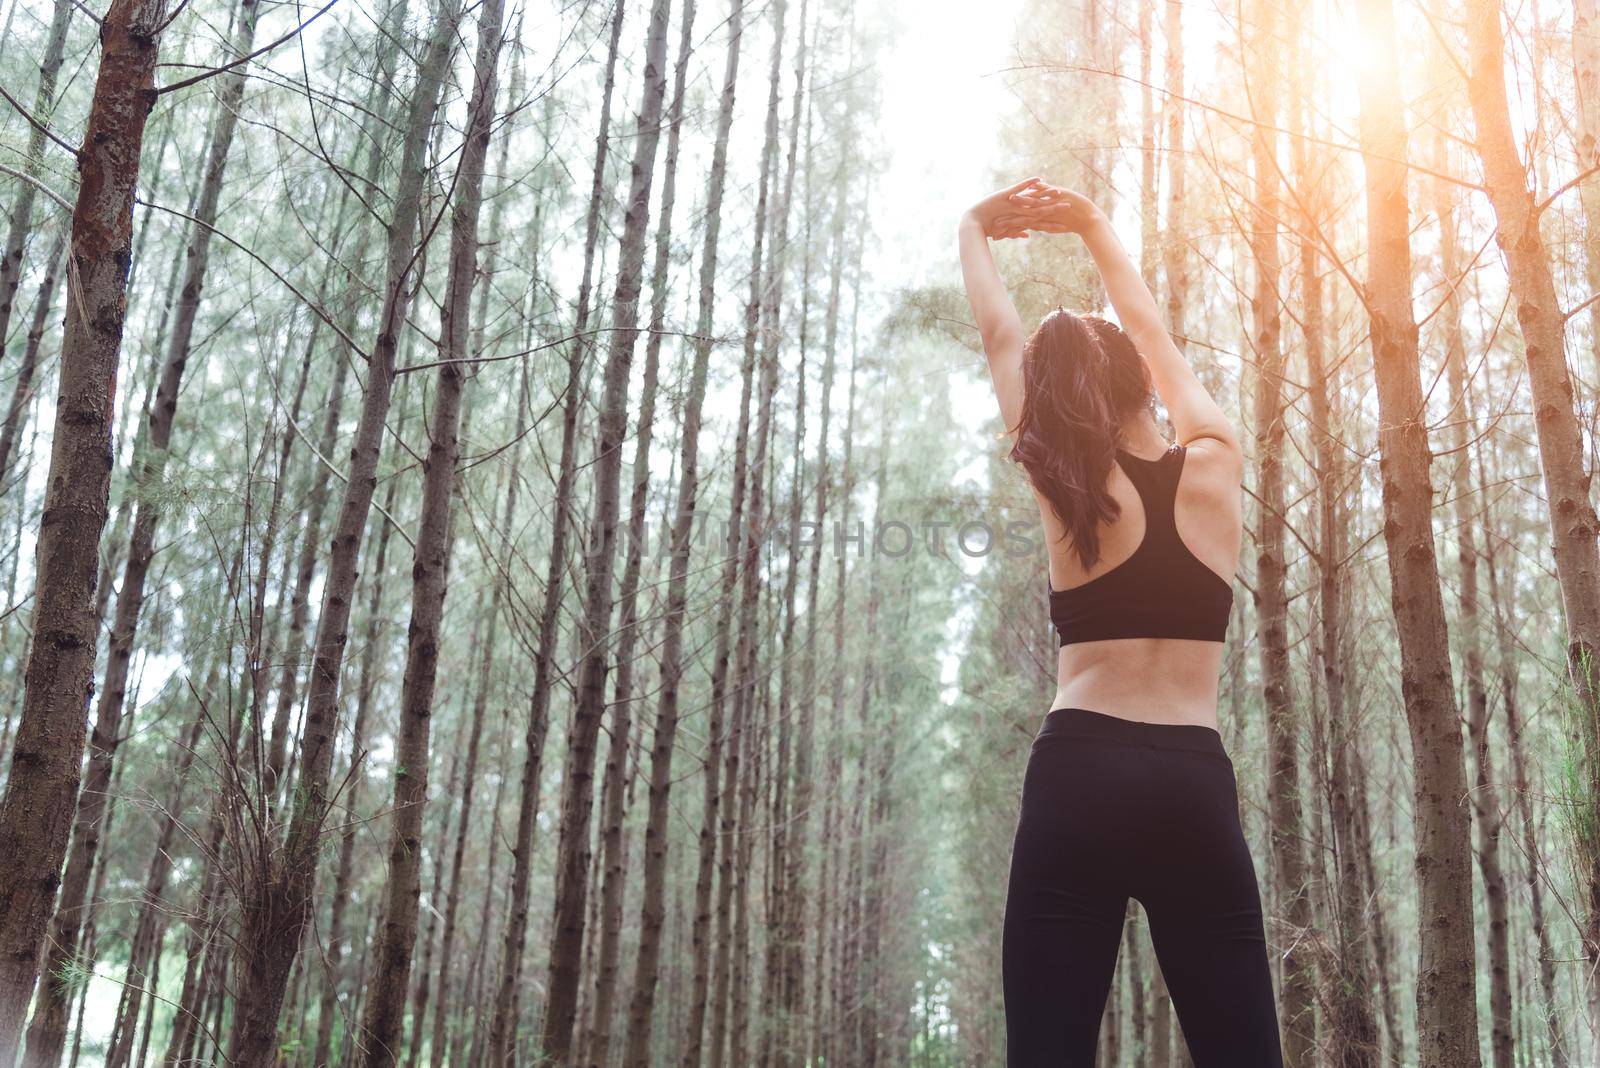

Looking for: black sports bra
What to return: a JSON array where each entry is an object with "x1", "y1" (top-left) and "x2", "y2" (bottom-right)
[{"x1": 1047, "y1": 443, "x2": 1235, "y2": 646}]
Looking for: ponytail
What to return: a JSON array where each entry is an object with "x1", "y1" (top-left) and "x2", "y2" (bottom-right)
[{"x1": 1008, "y1": 310, "x2": 1153, "y2": 568}]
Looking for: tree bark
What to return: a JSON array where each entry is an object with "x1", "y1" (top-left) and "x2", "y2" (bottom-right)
[
  {"x1": 0, "y1": 0, "x2": 168, "y2": 1052},
  {"x1": 1351, "y1": 0, "x2": 1483, "y2": 1060},
  {"x1": 356, "y1": 0, "x2": 502, "y2": 1059},
  {"x1": 1138, "y1": 0, "x2": 1156, "y2": 272},
  {"x1": 718, "y1": 8, "x2": 802, "y2": 1060},
  {"x1": 681, "y1": 11, "x2": 783, "y2": 1067},
  {"x1": 1571, "y1": 0, "x2": 1600, "y2": 382},
  {"x1": 761, "y1": 320, "x2": 807, "y2": 1068},
  {"x1": 263, "y1": 350, "x2": 350, "y2": 794},
  {"x1": 224, "y1": 4, "x2": 461, "y2": 1060},
  {"x1": 260, "y1": 0, "x2": 416, "y2": 798},
  {"x1": 540, "y1": 0, "x2": 673, "y2": 1053},
  {"x1": 0, "y1": 0, "x2": 72, "y2": 368},
  {"x1": 584, "y1": 2, "x2": 697, "y2": 1061},
  {"x1": 459, "y1": 691, "x2": 514, "y2": 1068},
  {"x1": 1479, "y1": 450, "x2": 1569, "y2": 1067},
  {"x1": 775, "y1": 93, "x2": 849, "y2": 1068},
  {"x1": 22, "y1": 7, "x2": 259, "y2": 1061},
  {"x1": 1162, "y1": 0, "x2": 1187, "y2": 341},
  {"x1": 400, "y1": 751, "x2": 456, "y2": 1068},
  {"x1": 158, "y1": 815, "x2": 227, "y2": 1068},
  {"x1": 621, "y1": 6, "x2": 743, "y2": 1065},
  {"x1": 1463, "y1": 0, "x2": 1600, "y2": 963},
  {"x1": 102, "y1": 677, "x2": 211, "y2": 1068},
  {"x1": 425, "y1": 53, "x2": 523, "y2": 1068},
  {"x1": 840, "y1": 410, "x2": 886, "y2": 1066},
  {"x1": 311, "y1": 473, "x2": 399, "y2": 1067},
  {"x1": 304, "y1": 9, "x2": 419, "y2": 1061},
  {"x1": 692, "y1": 7, "x2": 786, "y2": 1064},
  {"x1": 811, "y1": 341, "x2": 860, "y2": 1067},
  {"x1": 0, "y1": 231, "x2": 66, "y2": 486},
  {"x1": 484, "y1": 7, "x2": 625, "y2": 1060},
  {"x1": 1295, "y1": 61, "x2": 1378, "y2": 1068},
  {"x1": 1243, "y1": 0, "x2": 1315, "y2": 1055},
  {"x1": 1433, "y1": 141, "x2": 1515, "y2": 1068}
]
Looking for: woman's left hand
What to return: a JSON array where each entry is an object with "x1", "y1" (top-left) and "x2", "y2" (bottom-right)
[{"x1": 966, "y1": 177, "x2": 1046, "y2": 239}]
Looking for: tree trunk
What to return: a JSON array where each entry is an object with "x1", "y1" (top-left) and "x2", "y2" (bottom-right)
[
  {"x1": 811, "y1": 344, "x2": 860, "y2": 1067},
  {"x1": 484, "y1": 7, "x2": 625, "y2": 1060},
  {"x1": 1479, "y1": 440, "x2": 1569, "y2": 1067},
  {"x1": 303, "y1": 8, "x2": 420, "y2": 1060},
  {"x1": 540, "y1": 0, "x2": 673, "y2": 1055},
  {"x1": 425, "y1": 52, "x2": 523, "y2": 1068},
  {"x1": 356, "y1": 0, "x2": 502, "y2": 1059},
  {"x1": 1347, "y1": 737, "x2": 1402, "y2": 1063},
  {"x1": 1463, "y1": 0, "x2": 1600, "y2": 964},
  {"x1": 1296, "y1": 65, "x2": 1378, "y2": 1068},
  {"x1": 1571, "y1": 0, "x2": 1600, "y2": 382},
  {"x1": 761, "y1": 333, "x2": 806, "y2": 1068},
  {"x1": 260, "y1": 0, "x2": 416, "y2": 797},
  {"x1": 102, "y1": 679, "x2": 213, "y2": 1068},
  {"x1": 1434, "y1": 141, "x2": 1515, "y2": 1068},
  {"x1": 1162, "y1": 0, "x2": 1187, "y2": 342},
  {"x1": 0, "y1": 0, "x2": 71, "y2": 368},
  {"x1": 263, "y1": 349, "x2": 350, "y2": 794},
  {"x1": 158, "y1": 814, "x2": 227, "y2": 1068},
  {"x1": 1243, "y1": 0, "x2": 1315, "y2": 1056},
  {"x1": 0, "y1": 231, "x2": 66, "y2": 486},
  {"x1": 1125, "y1": 915, "x2": 1147, "y2": 1064},
  {"x1": 621, "y1": 7, "x2": 743, "y2": 1066},
  {"x1": 59, "y1": 786, "x2": 117, "y2": 1068},
  {"x1": 23, "y1": 8, "x2": 259, "y2": 1061},
  {"x1": 721, "y1": 9, "x2": 802, "y2": 1061},
  {"x1": 311, "y1": 474, "x2": 400, "y2": 1067},
  {"x1": 244, "y1": 305, "x2": 320, "y2": 775},
  {"x1": 682, "y1": 3, "x2": 782, "y2": 1061},
  {"x1": 1138, "y1": 0, "x2": 1156, "y2": 271},
  {"x1": 583, "y1": 8, "x2": 697, "y2": 1065},
  {"x1": 461, "y1": 684, "x2": 515, "y2": 1068},
  {"x1": 401, "y1": 751, "x2": 457, "y2": 1068},
  {"x1": 0, "y1": 0, "x2": 168, "y2": 1051},
  {"x1": 839, "y1": 417, "x2": 885, "y2": 1066},
  {"x1": 225, "y1": 4, "x2": 461, "y2": 1060},
  {"x1": 1351, "y1": 0, "x2": 1483, "y2": 1060},
  {"x1": 775, "y1": 90, "x2": 849, "y2": 1068},
  {"x1": 727, "y1": 650, "x2": 767, "y2": 1067}
]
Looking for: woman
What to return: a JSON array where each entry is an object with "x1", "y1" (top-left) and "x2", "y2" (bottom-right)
[{"x1": 957, "y1": 177, "x2": 1284, "y2": 1066}]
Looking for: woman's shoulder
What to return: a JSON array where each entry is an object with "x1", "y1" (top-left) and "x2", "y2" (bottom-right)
[{"x1": 1174, "y1": 438, "x2": 1245, "y2": 537}]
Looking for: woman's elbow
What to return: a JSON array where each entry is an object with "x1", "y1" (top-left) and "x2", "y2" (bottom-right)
[{"x1": 1189, "y1": 422, "x2": 1244, "y2": 468}]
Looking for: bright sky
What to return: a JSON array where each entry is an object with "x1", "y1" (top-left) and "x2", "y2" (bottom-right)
[
  {"x1": 869, "y1": 0, "x2": 1029, "y2": 471},
  {"x1": 872, "y1": 0, "x2": 1028, "y2": 283}
]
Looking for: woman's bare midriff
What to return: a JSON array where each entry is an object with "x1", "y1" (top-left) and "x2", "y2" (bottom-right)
[{"x1": 1051, "y1": 638, "x2": 1225, "y2": 730}]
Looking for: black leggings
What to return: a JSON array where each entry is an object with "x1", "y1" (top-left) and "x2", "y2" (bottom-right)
[{"x1": 1002, "y1": 707, "x2": 1283, "y2": 1066}]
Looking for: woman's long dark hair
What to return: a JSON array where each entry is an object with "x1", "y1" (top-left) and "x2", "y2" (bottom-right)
[{"x1": 1009, "y1": 309, "x2": 1154, "y2": 569}]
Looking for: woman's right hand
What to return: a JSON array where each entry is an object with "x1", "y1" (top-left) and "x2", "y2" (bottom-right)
[{"x1": 1004, "y1": 182, "x2": 1107, "y2": 235}]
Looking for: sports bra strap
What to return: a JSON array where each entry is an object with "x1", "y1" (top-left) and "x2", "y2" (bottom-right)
[{"x1": 1112, "y1": 444, "x2": 1185, "y2": 533}]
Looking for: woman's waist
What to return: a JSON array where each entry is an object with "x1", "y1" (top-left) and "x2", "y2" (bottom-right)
[
  {"x1": 1033, "y1": 705, "x2": 1227, "y2": 759},
  {"x1": 1053, "y1": 640, "x2": 1222, "y2": 717}
]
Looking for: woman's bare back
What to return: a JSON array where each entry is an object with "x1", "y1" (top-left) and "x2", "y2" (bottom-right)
[{"x1": 1039, "y1": 435, "x2": 1243, "y2": 727}]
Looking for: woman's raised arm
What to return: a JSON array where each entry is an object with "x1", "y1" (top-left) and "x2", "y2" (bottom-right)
[
  {"x1": 958, "y1": 177, "x2": 1043, "y2": 433},
  {"x1": 1010, "y1": 183, "x2": 1241, "y2": 465}
]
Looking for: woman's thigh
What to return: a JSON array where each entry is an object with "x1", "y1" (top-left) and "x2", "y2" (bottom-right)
[
  {"x1": 1001, "y1": 737, "x2": 1135, "y2": 1066},
  {"x1": 1138, "y1": 754, "x2": 1283, "y2": 1067}
]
